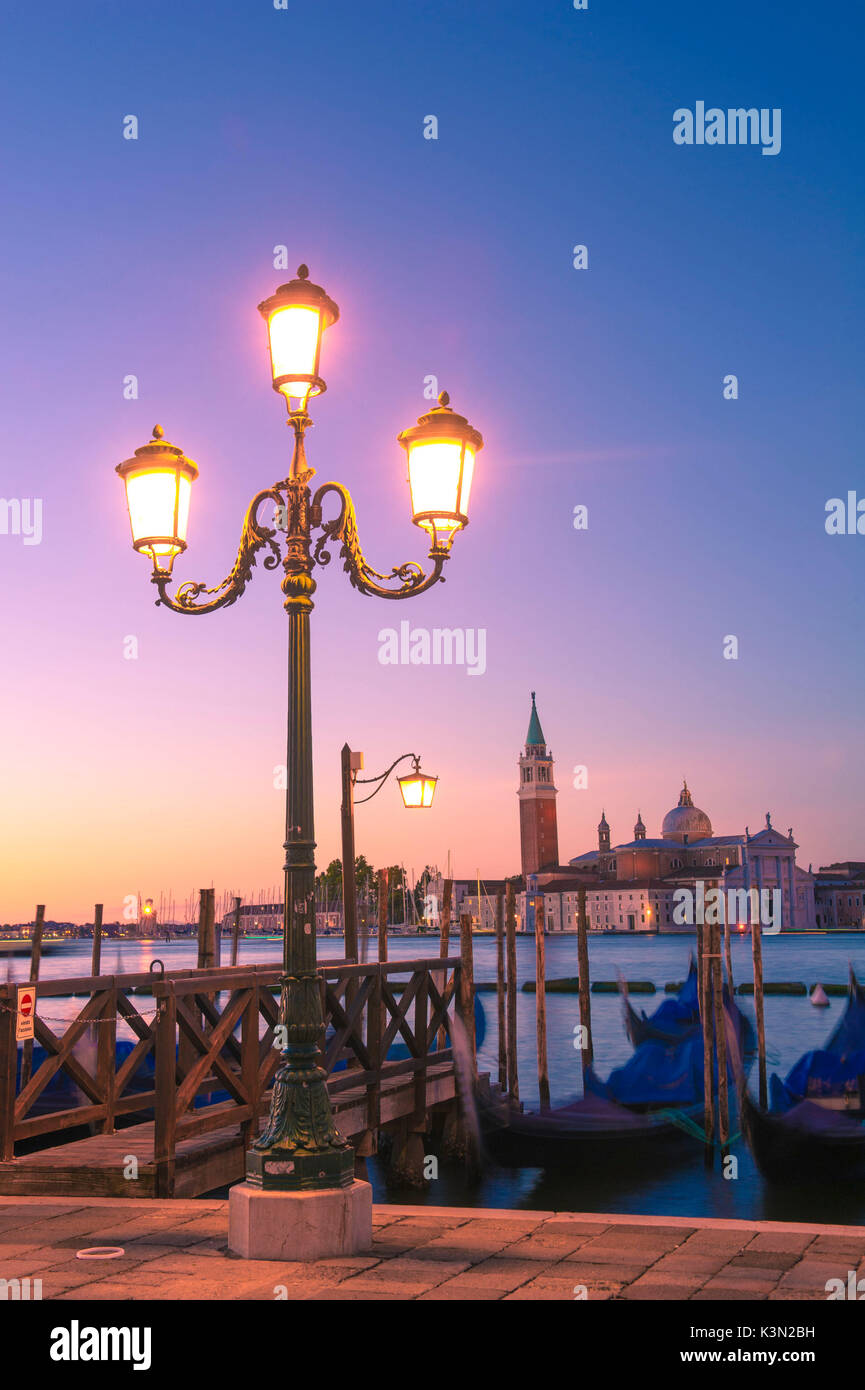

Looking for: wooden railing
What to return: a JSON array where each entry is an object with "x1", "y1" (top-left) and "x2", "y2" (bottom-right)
[{"x1": 0, "y1": 956, "x2": 463, "y2": 1193}]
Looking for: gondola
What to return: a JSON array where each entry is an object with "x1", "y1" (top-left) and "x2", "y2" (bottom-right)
[
  {"x1": 480, "y1": 1006, "x2": 708, "y2": 1171},
  {"x1": 742, "y1": 1091, "x2": 865, "y2": 1183},
  {"x1": 739, "y1": 968, "x2": 865, "y2": 1182},
  {"x1": 479, "y1": 1088, "x2": 702, "y2": 1171},
  {"x1": 769, "y1": 967, "x2": 865, "y2": 1111},
  {"x1": 623, "y1": 956, "x2": 699, "y2": 1047},
  {"x1": 480, "y1": 958, "x2": 754, "y2": 1172}
]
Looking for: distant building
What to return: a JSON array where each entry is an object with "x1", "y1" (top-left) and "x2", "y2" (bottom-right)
[
  {"x1": 814, "y1": 863, "x2": 865, "y2": 929},
  {"x1": 496, "y1": 697, "x2": 826, "y2": 932}
]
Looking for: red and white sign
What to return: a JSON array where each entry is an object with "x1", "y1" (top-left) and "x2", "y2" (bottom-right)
[{"x1": 16, "y1": 986, "x2": 36, "y2": 1042}]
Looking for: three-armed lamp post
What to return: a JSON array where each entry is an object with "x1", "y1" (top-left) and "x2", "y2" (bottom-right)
[
  {"x1": 116, "y1": 266, "x2": 482, "y2": 1231},
  {"x1": 340, "y1": 746, "x2": 437, "y2": 960}
]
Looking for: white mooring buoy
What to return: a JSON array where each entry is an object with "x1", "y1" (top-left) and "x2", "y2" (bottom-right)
[{"x1": 810, "y1": 983, "x2": 830, "y2": 1008}]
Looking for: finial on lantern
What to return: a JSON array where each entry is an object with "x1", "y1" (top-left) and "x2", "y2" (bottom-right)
[
  {"x1": 152, "y1": 424, "x2": 164, "y2": 440},
  {"x1": 438, "y1": 390, "x2": 450, "y2": 407},
  {"x1": 297, "y1": 264, "x2": 309, "y2": 280}
]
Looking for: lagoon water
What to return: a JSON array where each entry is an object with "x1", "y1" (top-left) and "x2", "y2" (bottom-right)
[{"x1": 9, "y1": 932, "x2": 865, "y2": 1222}]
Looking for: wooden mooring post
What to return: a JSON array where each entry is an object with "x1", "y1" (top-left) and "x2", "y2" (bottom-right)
[
  {"x1": 699, "y1": 921, "x2": 715, "y2": 1164},
  {"x1": 576, "y1": 884, "x2": 593, "y2": 1079},
  {"x1": 230, "y1": 896, "x2": 242, "y2": 967},
  {"x1": 723, "y1": 915, "x2": 734, "y2": 992},
  {"x1": 91, "y1": 903, "x2": 103, "y2": 978},
  {"x1": 438, "y1": 914, "x2": 479, "y2": 1175},
  {"x1": 752, "y1": 918, "x2": 767, "y2": 1109},
  {"x1": 534, "y1": 896, "x2": 550, "y2": 1113},
  {"x1": 436, "y1": 878, "x2": 452, "y2": 1051},
  {"x1": 495, "y1": 887, "x2": 506, "y2": 1091},
  {"x1": 377, "y1": 870, "x2": 388, "y2": 962},
  {"x1": 197, "y1": 887, "x2": 218, "y2": 969},
  {"x1": 458, "y1": 913, "x2": 476, "y2": 1068},
  {"x1": 711, "y1": 917, "x2": 729, "y2": 1152},
  {"x1": 505, "y1": 879, "x2": 519, "y2": 1105}
]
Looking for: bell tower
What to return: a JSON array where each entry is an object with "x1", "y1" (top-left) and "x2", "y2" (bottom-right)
[{"x1": 518, "y1": 692, "x2": 559, "y2": 876}]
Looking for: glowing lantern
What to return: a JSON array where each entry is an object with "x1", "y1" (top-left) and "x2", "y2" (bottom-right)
[
  {"x1": 397, "y1": 758, "x2": 438, "y2": 809},
  {"x1": 116, "y1": 426, "x2": 198, "y2": 573},
  {"x1": 258, "y1": 264, "x2": 339, "y2": 410},
  {"x1": 398, "y1": 391, "x2": 483, "y2": 551}
]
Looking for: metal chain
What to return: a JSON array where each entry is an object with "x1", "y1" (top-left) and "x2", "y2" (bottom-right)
[{"x1": 0, "y1": 1000, "x2": 158, "y2": 1024}]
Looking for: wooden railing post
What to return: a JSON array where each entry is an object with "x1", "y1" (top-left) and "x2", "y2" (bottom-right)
[
  {"x1": 365, "y1": 963, "x2": 383, "y2": 1140},
  {"x1": 0, "y1": 985, "x2": 17, "y2": 1161},
  {"x1": 97, "y1": 980, "x2": 117, "y2": 1134},
  {"x1": 19, "y1": 904, "x2": 44, "y2": 1092},
  {"x1": 413, "y1": 967, "x2": 429, "y2": 1122},
  {"x1": 241, "y1": 977, "x2": 259, "y2": 1151},
  {"x1": 154, "y1": 982, "x2": 177, "y2": 1198}
]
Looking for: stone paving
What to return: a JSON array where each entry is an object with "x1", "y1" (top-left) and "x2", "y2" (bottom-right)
[{"x1": 0, "y1": 1197, "x2": 862, "y2": 1301}]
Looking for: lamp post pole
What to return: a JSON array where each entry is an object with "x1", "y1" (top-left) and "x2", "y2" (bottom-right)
[
  {"x1": 340, "y1": 744, "x2": 361, "y2": 965},
  {"x1": 115, "y1": 267, "x2": 481, "y2": 1208},
  {"x1": 245, "y1": 410, "x2": 357, "y2": 1188}
]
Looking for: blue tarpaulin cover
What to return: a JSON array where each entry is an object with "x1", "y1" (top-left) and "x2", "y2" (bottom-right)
[
  {"x1": 632, "y1": 958, "x2": 700, "y2": 1039},
  {"x1": 770, "y1": 971, "x2": 865, "y2": 1111},
  {"x1": 586, "y1": 1035, "x2": 704, "y2": 1106}
]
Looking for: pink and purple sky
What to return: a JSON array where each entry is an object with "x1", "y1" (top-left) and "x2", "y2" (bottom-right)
[{"x1": 1, "y1": 2, "x2": 863, "y2": 922}]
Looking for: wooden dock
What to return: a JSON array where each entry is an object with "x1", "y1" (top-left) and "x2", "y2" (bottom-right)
[{"x1": 0, "y1": 958, "x2": 467, "y2": 1198}]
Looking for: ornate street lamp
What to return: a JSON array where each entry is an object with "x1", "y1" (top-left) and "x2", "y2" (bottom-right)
[{"x1": 116, "y1": 265, "x2": 482, "y2": 1202}]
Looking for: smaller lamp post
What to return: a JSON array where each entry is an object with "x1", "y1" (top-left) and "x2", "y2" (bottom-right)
[{"x1": 340, "y1": 748, "x2": 437, "y2": 960}]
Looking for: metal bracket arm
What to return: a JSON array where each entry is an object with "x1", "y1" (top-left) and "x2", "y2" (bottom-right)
[
  {"x1": 310, "y1": 481, "x2": 447, "y2": 600},
  {"x1": 151, "y1": 486, "x2": 284, "y2": 614}
]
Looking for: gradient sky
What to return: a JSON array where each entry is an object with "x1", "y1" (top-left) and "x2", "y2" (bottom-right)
[{"x1": 1, "y1": 1, "x2": 863, "y2": 922}]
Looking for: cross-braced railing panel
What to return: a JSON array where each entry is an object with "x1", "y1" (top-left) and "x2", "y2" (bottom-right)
[{"x1": 0, "y1": 958, "x2": 463, "y2": 1173}]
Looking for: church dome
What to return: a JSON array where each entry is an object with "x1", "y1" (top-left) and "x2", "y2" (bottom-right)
[{"x1": 661, "y1": 781, "x2": 712, "y2": 843}]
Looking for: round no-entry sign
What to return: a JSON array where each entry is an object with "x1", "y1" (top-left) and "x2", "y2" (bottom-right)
[{"x1": 16, "y1": 985, "x2": 36, "y2": 1040}]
